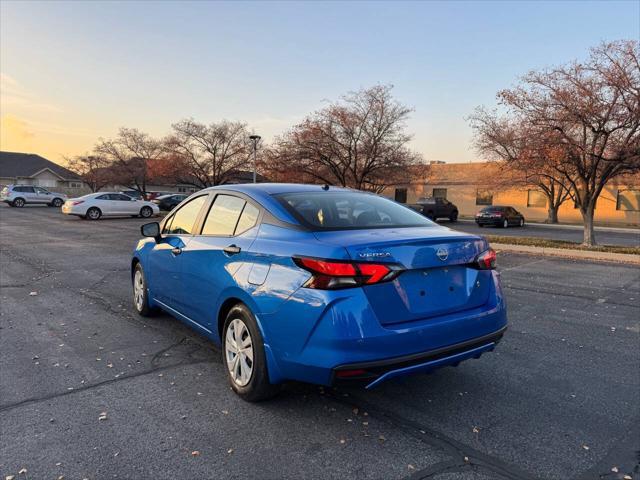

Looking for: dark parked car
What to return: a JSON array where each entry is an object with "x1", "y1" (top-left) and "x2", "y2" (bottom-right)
[
  {"x1": 475, "y1": 206, "x2": 525, "y2": 228},
  {"x1": 409, "y1": 197, "x2": 459, "y2": 221},
  {"x1": 152, "y1": 194, "x2": 188, "y2": 211},
  {"x1": 120, "y1": 190, "x2": 144, "y2": 200}
]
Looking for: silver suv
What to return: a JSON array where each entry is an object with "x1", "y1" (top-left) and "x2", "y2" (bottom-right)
[{"x1": 1, "y1": 185, "x2": 67, "y2": 208}]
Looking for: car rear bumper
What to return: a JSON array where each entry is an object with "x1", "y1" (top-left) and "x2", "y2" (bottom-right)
[
  {"x1": 331, "y1": 326, "x2": 506, "y2": 388},
  {"x1": 475, "y1": 218, "x2": 503, "y2": 226},
  {"x1": 260, "y1": 270, "x2": 507, "y2": 386}
]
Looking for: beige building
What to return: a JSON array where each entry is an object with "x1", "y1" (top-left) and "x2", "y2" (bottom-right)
[{"x1": 384, "y1": 162, "x2": 640, "y2": 227}]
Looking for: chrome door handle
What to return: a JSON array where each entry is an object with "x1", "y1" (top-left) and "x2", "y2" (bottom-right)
[
  {"x1": 223, "y1": 244, "x2": 241, "y2": 255},
  {"x1": 171, "y1": 247, "x2": 182, "y2": 255}
]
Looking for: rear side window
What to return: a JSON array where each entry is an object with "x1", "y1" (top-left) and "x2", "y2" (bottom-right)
[
  {"x1": 112, "y1": 194, "x2": 132, "y2": 201},
  {"x1": 202, "y1": 195, "x2": 247, "y2": 236},
  {"x1": 277, "y1": 191, "x2": 434, "y2": 231},
  {"x1": 164, "y1": 195, "x2": 208, "y2": 235},
  {"x1": 235, "y1": 203, "x2": 259, "y2": 234}
]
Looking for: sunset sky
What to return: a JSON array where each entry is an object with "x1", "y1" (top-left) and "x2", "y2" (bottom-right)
[{"x1": 1, "y1": 1, "x2": 637, "y2": 165}]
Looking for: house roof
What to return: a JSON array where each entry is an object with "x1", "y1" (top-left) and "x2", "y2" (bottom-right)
[{"x1": 0, "y1": 151, "x2": 81, "y2": 181}]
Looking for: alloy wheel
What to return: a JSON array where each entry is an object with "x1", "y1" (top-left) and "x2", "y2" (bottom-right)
[
  {"x1": 14, "y1": 198, "x2": 25, "y2": 207},
  {"x1": 133, "y1": 269, "x2": 144, "y2": 312},
  {"x1": 225, "y1": 318, "x2": 254, "y2": 387},
  {"x1": 503, "y1": 219, "x2": 508, "y2": 228},
  {"x1": 141, "y1": 206, "x2": 153, "y2": 218},
  {"x1": 87, "y1": 208, "x2": 100, "y2": 220},
  {"x1": 53, "y1": 198, "x2": 63, "y2": 207}
]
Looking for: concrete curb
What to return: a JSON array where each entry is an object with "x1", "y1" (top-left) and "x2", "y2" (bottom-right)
[
  {"x1": 458, "y1": 218, "x2": 639, "y2": 234},
  {"x1": 491, "y1": 242, "x2": 640, "y2": 265}
]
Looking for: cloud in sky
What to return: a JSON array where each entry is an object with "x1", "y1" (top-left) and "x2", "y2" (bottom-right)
[{"x1": 0, "y1": 73, "x2": 62, "y2": 113}]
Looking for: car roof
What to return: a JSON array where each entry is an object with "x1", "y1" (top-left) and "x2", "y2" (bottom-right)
[{"x1": 202, "y1": 183, "x2": 354, "y2": 195}]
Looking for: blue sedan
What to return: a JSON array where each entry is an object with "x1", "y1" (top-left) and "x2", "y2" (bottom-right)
[{"x1": 132, "y1": 184, "x2": 507, "y2": 401}]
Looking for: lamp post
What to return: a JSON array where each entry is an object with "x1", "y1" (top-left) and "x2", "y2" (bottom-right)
[{"x1": 249, "y1": 134, "x2": 261, "y2": 183}]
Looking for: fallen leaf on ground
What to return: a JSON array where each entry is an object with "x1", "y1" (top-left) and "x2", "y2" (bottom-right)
[
  {"x1": 191, "y1": 451, "x2": 200, "y2": 456},
  {"x1": 227, "y1": 448, "x2": 234, "y2": 454},
  {"x1": 29, "y1": 292, "x2": 38, "y2": 296},
  {"x1": 611, "y1": 467, "x2": 618, "y2": 473},
  {"x1": 98, "y1": 412, "x2": 108, "y2": 421},
  {"x1": 472, "y1": 426, "x2": 480, "y2": 433}
]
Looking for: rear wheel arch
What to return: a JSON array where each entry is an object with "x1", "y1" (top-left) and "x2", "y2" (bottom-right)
[
  {"x1": 131, "y1": 257, "x2": 140, "y2": 280},
  {"x1": 218, "y1": 298, "x2": 244, "y2": 341}
]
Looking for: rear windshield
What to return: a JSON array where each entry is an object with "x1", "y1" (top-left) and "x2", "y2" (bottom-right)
[
  {"x1": 480, "y1": 207, "x2": 505, "y2": 213},
  {"x1": 276, "y1": 191, "x2": 435, "y2": 231}
]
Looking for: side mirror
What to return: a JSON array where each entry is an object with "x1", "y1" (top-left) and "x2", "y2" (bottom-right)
[{"x1": 141, "y1": 222, "x2": 160, "y2": 240}]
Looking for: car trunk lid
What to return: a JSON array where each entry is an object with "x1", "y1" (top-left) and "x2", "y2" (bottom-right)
[{"x1": 313, "y1": 226, "x2": 492, "y2": 325}]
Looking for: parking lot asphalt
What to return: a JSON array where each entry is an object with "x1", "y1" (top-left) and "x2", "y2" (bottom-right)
[
  {"x1": 444, "y1": 220, "x2": 640, "y2": 247},
  {"x1": 1, "y1": 204, "x2": 638, "y2": 480}
]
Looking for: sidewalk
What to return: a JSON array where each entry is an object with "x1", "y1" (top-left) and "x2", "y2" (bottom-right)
[{"x1": 458, "y1": 218, "x2": 639, "y2": 234}]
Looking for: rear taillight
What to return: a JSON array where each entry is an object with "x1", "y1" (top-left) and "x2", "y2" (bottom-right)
[
  {"x1": 475, "y1": 249, "x2": 497, "y2": 270},
  {"x1": 294, "y1": 257, "x2": 400, "y2": 290},
  {"x1": 71, "y1": 200, "x2": 84, "y2": 206}
]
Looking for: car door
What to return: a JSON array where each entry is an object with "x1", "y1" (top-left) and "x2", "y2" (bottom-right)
[
  {"x1": 93, "y1": 194, "x2": 114, "y2": 215},
  {"x1": 146, "y1": 194, "x2": 209, "y2": 310},
  {"x1": 20, "y1": 186, "x2": 38, "y2": 203},
  {"x1": 177, "y1": 193, "x2": 262, "y2": 330},
  {"x1": 34, "y1": 187, "x2": 53, "y2": 203},
  {"x1": 107, "y1": 193, "x2": 131, "y2": 215}
]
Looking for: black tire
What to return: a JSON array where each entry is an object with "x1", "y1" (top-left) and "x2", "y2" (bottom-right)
[
  {"x1": 449, "y1": 210, "x2": 458, "y2": 222},
  {"x1": 519, "y1": 218, "x2": 525, "y2": 227},
  {"x1": 132, "y1": 263, "x2": 157, "y2": 317},
  {"x1": 426, "y1": 211, "x2": 435, "y2": 220},
  {"x1": 477, "y1": 223, "x2": 484, "y2": 228},
  {"x1": 222, "y1": 304, "x2": 280, "y2": 402},
  {"x1": 140, "y1": 206, "x2": 153, "y2": 218},
  {"x1": 12, "y1": 198, "x2": 25, "y2": 208},
  {"x1": 51, "y1": 198, "x2": 64, "y2": 208},
  {"x1": 86, "y1": 207, "x2": 101, "y2": 220},
  {"x1": 502, "y1": 219, "x2": 509, "y2": 228}
]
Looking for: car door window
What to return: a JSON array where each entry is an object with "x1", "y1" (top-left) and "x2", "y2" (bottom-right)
[
  {"x1": 113, "y1": 194, "x2": 132, "y2": 201},
  {"x1": 201, "y1": 195, "x2": 247, "y2": 236},
  {"x1": 95, "y1": 194, "x2": 111, "y2": 200},
  {"x1": 235, "y1": 203, "x2": 259, "y2": 235},
  {"x1": 164, "y1": 195, "x2": 208, "y2": 235},
  {"x1": 35, "y1": 187, "x2": 50, "y2": 194}
]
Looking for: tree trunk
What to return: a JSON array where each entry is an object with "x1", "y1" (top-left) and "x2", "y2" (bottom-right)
[
  {"x1": 546, "y1": 205, "x2": 559, "y2": 224},
  {"x1": 580, "y1": 205, "x2": 596, "y2": 247}
]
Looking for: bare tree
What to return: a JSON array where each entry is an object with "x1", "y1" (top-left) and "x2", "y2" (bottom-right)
[
  {"x1": 164, "y1": 119, "x2": 251, "y2": 188},
  {"x1": 469, "y1": 110, "x2": 573, "y2": 223},
  {"x1": 268, "y1": 85, "x2": 421, "y2": 191},
  {"x1": 497, "y1": 40, "x2": 640, "y2": 245},
  {"x1": 94, "y1": 128, "x2": 163, "y2": 195},
  {"x1": 66, "y1": 154, "x2": 113, "y2": 192}
]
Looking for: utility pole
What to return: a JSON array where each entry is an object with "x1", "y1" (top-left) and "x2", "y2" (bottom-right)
[{"x1": 249, "y1": 135, "x2": 261, "y2": 183}]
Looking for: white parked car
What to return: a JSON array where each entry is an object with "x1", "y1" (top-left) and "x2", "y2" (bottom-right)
[
  {"x1": 62, "y1": 192, "x2": 160, "y2": 220},
  {"x1": 1, "y1": 184, "x2": 67, "y2": 207}
]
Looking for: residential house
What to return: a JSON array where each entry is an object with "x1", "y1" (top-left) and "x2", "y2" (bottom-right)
[{"x1": 0, "y1": 151, "x2": 89, "y2": 195}]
